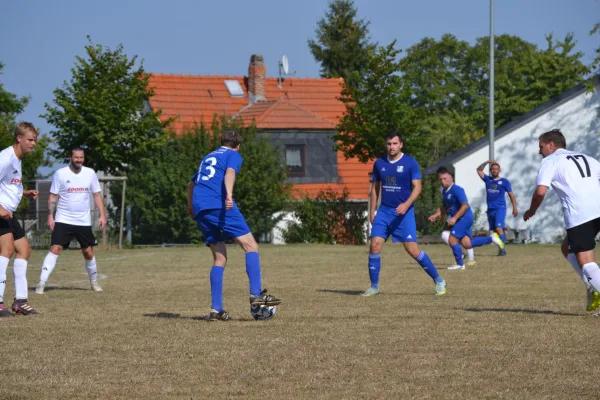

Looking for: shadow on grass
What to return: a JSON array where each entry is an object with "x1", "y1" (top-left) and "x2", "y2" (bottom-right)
[
  {"x1": 463, "y1": 307, "x2": 583, "y2": 317},
  {"x1": 143, "y1": 312, "x2": 255, "y2": 322},
  {"x1": 28, "y1": 286, "x2": 90, "y2": 292},
  {"x1": 318, "y1": 289, "x2": 430, "y2": 297}
]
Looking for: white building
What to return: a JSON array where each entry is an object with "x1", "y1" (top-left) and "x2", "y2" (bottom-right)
[{"x1": 425, "y1": 77, "x2": 600, "y2": 243}]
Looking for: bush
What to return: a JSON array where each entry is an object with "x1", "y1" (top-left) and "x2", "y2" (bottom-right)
[{"x1": 283, "y1": 189, "x2": 367, "y2": 245}]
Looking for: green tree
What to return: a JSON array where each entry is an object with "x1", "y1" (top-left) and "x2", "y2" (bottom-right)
[
  {"x1": 308, "y1": 0, "x2": 376, "y2": 85},
  {"x1": 590, "y1": 23, "x2": 600, "y2": 74},
  {"x1": 42, "y1": 37, "x2": 172, "y2": 175},
  {"x1": 0, "y1": 62, "x2": 51, "y2": 207},
  {"x1": 335, "y1": 41, "x2": 425, "y2": 163},
  {"x1": 124, "y1": 119, "x2": 290, "y2": 245}
]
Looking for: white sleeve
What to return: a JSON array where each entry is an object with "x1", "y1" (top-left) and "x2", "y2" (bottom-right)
[
  {"x1": 49, "y1": 171, "x2": 60, "y2": 194},
  {"x1": 90, "y1": 171, "x2": 101, "y2": 193},
  {"x1": 536, "y1": 158, "x2": 555, "y2": 187},
  {"x1": 0, "y1": 156, "x2": 10, "y2": 182}
]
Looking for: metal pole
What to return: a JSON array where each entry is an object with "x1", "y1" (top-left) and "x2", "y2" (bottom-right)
[
  {"x1": 119, "y1": 180, "x2": 126, "y2": 249},
  {"x1": 489, "y1": 0, "x2": 495, "y2": 161},
  {"x1": 102, "y1": 181, "x2": 108, "y2": 248}
]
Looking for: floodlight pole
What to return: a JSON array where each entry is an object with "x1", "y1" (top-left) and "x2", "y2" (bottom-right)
[{"x1": 489, "y1": 0, "x2": 495, "y2": 161}]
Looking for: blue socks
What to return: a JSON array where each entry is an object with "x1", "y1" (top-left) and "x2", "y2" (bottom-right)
[
  {"x1": 499, "y1": 233, "x2": 506, "y2": 243},
  {"x1": 210, "y1": 266, "x2": 224, "y2": 312},
  {"x1": 471, "y1": 236, "x2": 492, "y2": 247},
  {"x1": 416, "y1": 251, "x2": 443, "y2": 283},
  {"x1": 246, "y1": 252, "x2": 262, "y2": 296},
  {"x1": 368, "y1": 253, "x2": 381, "y2": 288},
  {"x1": 451, "y1": 243, "x2": 464, "y2": 266}
]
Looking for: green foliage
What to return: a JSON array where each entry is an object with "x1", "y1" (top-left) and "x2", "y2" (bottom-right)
[
  {"x1": 308, "y1": 0, "x2": 376, "y2": 85},
  {"x1": 124, "y1": 119, "x2": 290, "y2": 244},
  {"x1": 591, "y1": 23, "x2": 600, "y2": 74},
  {"x1": 0, "y1": 62, "x2": 52, "y2": 210},
  {"x1": 283, "y1": 188, "x2": 367, "y2": 245},
  {"x1": 42, "y1": 36, "x2": 173, "y2": 175}
]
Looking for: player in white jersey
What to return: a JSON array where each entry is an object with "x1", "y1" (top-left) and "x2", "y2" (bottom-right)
[
  {"x1": 34, "y1": 148, "x2": 107, "y2": 294},
  {"x1": 524, "y1": 129, "x2": 600, "y2": 312},
  {"x1": 0, "y1": 122, "x2": 40, "y2": 317}
]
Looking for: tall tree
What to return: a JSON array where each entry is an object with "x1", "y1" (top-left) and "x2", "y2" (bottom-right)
[
  {"x1": 0, "y1": 62, "x2": 51, "y2": 184},
  {"x1": 308, "y1": 0, "x2": 376, "y2": 84},
  {"x1": 42, "y1": 36, "x2": 172, "y2": 175}
]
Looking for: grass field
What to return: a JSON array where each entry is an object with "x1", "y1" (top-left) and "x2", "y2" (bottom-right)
[{"x1": 1, "y1": 243, "x2": 599, "y2": 399}]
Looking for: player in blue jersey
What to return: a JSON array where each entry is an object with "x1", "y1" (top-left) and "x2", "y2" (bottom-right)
[
  {"x1": 362, "y1": 131, "x2": 446, "y2": 297},
  {"x1": 476, "y1": 160, "x2": 518, "y2": 256},
  {"x1": 429, "y1": 167, "x2": 504, "y2": 270},
  {"x1": 187, "y1": 129, "x2": 281, "y2": 321}
]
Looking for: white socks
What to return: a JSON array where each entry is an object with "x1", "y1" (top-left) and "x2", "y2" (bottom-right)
[
  {"x1": 0, "y1": 256, "x2": 8, "y2": 303},
  {"x1": 85, "y1": 257, "x2": 98, "y2": 281},
  {"x1": 582, "y1": 262, "x2": 600, "y2": 294},
  {"x1": 566, "y1": 253, "x2": 591, "y2": 290},
  {"x1": 441, "y1": 231, "x2": 474, "y2": 260},
  {"x1": 13, "y1": 259, "x2": 28, "y2": 300},
  {"x1": 40, "y1": 252, "x2": 59, "y2": 283}
]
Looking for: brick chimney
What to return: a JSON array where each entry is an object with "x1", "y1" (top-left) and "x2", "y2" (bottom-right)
[{"x1": 248, "y1": 54, "x2": 266, "y2": 103}]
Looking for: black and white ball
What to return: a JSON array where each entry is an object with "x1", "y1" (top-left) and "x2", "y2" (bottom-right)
[{"x1": 250, "y1": 305, "x2": 277, "y2": 320}]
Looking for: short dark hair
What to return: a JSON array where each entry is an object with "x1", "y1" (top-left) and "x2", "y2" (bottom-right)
[
  {"x1": 221, "y1": 129, "x2": 243, "y2": 148},
  {"x1": 539, "y1": 129, "x2": 566, "y2": 148},
  {"x1": 385, "y1": 130, "x2": 403, "y2": 142},
  {"x1": 436, "y1": 166, "x2": 454, "y2": 178},
  {"x1": 71, "y1": 147, "x2": 85, "y2": 156},
  {"x1": 490, "y1": 162, "x2": 500, "y2": 169}
]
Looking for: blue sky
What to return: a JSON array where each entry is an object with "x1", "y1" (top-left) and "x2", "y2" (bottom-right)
[{"x1": 1, "y1": 0, "x2": 598, "y2": 171}]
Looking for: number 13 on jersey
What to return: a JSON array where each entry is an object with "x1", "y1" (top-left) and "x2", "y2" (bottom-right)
[{"x1": 196, "y1": 157, "x2": 217, "y2": 182}]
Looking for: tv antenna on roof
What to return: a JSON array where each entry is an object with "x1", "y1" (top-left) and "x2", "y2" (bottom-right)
[{"x1": 278, "y1": 55, "x2": 295, "y2": 88}]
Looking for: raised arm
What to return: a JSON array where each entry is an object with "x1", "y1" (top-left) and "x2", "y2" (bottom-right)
[{"x1": 476, "y1": 160, "x2": 494, "y2": 179}]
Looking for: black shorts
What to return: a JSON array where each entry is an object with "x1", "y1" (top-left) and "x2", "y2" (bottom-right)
[
  {"x1": 566, "y1": 217, "x2": 600, "y2": 253},
  {"x1": 51, "y1": 222, "x2": 98, "y2": 249},
  {"x1": 0, "y1": 217, "x2": 25, "y2": 241}
]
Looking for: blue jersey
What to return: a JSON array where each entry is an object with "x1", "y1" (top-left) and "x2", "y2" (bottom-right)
[
  {"x1": 371, "y1": 154, "x2": 421, "y2": 209},
  {"x1": 441, "y1": 184, "x2": 473, "y2": 219},
  {"x1": 191, "y1": 147, "x2": 243, "y2": 216},
  {"x1": 482, "y1": 174, "x2": 512, "y2": 210}
]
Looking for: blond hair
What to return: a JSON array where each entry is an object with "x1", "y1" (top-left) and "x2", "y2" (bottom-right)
[{"x1": 13, "y1": 122, "x2": 39, "y2": 143}]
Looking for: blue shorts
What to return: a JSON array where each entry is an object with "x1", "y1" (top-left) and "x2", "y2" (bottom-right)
[
  {"x1": 195, "y1": 208, "x2": 251, "y2": 246},
  {"x1": 487, "y1": 208, "x2": 506, "y2": 230},
  {"x1": 370, "y1": 206, "x2": 417, "y2": 243},
  {"x1": 449, "y1": 213, "x2": 473, "y2": 240}
]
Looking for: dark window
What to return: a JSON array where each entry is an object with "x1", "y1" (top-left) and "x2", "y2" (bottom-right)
[{"x1": 285, "y1": 145, "x2": 305, "y2": 177}]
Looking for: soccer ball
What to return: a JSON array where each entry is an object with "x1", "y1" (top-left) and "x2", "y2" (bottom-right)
[{"x1": 250, "y1": 305, "x2": 277, "y2": 320}]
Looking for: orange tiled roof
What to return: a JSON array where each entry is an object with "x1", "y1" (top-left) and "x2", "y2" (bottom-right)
[
  {"x1": 233, "y1": 98, "x2": 336, "y2": 130},
  {"x1": 147, "y1": 73, "x2": 373, "y2": 199}
]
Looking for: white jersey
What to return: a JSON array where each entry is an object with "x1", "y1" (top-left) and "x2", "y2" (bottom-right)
[
  {"x1": 51, "y1": 166, "x2": 101, "y2": 226},
  {"x1": 0, "y1": 146, "x2": 23, "y2": 213},
  {"x1": 536, "y1": 148, "x2": 600, "y2": 229}
]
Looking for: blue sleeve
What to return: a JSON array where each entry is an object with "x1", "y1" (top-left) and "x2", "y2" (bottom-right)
[
  {"x1": 410, "y1": 158, "x2": 421, "y2": 180},
  {"x1": 371, "y1": 160, "x2": 381, "y2": 182},
  {"x1": 504, "y1": 179, "x2": 513, "y2": 193},
  {"x1": 482, "y1": 174, "x2": 490, "y2": 183},
  {"x1": 227, "y1": 151, "x2": 243, "y2": 174},
  {"x1": 456, "y1": 186, "x2": 469, "y2": 205}
]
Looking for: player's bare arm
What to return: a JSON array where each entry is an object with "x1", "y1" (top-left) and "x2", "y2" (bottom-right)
[
  {"x1": 508, "y1": 192, "x2": 519, "y2": 216},
  {"x1": 93, "y1": 191, "x2": 107, "y2": 230},
  {"x1": 224, "y1": 168, "x2": 236, "y2": 210},
  {"x1": 47, "y1": 193, "x2": 58, "y2": 230},
  {"x1": 448, "y1": 203, "x2": 469, "y2": 226},
  {"x1": 523, "y1": 185, "x2": 548, "y2": 221},
  {"x1": 187, "y1": 181, "x2": 194, "y2": 216},
  {"x1": 476, "y1": 160, "x2": 493, "y2": 179},
  {"x1": 24, "y1": 189, "x2": 39, "y2": 200},
  {"x1": 369, "y1": 180, "x2": 381, "y2": 224},
  {"x1": 428, "y1": 208, "x2": 442, "y2": 222},
  {"x1": 396, "y1": 179, "x2": 421, "y2": 215}
]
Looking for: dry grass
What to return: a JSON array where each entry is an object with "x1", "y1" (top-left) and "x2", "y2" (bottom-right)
[{"x1": 1, "y1": 243, "x2": 599, "y2": 399}]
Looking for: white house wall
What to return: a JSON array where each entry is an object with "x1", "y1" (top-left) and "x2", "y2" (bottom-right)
[{"x1": 452, "y1": 89, "x2": 600, "y2": 243}]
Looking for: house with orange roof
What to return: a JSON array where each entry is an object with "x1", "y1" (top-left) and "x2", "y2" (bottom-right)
[{"x1": 147, "y1": 54, "x2": 373, "y2": 201}]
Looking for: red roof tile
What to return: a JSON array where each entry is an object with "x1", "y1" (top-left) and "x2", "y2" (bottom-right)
[{"x1": 147, "y1": 73, "x2": 373, "y2": 199}]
